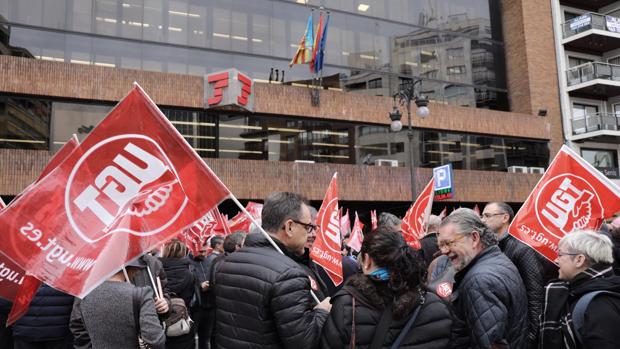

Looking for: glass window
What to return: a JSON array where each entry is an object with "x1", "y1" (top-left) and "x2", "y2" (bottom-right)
[
  {"x1": 0, "y1": 95, "x2": 50, "y2": 150},
  {"x1": 217, "y1": 114, "x2": 265, "y2": 160},
  {"x1": 163, "y1": 108, "x2": 216, "y2": 158},
  {"x1": 50, "y1": 102, "x2": 111, "y2": 152},
  {"x1": 168, "y1": 0, "x2": 189, "y2": 45},
  {"x1": 581, "y1": 148, "x2": 619, "y2": 179}
]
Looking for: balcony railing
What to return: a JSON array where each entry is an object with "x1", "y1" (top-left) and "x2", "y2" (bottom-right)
[
  {"x1": 571, "y1": 112, "x2": 620, "y2": 135},
  {"x1": 566, "y1": 62, "x2": 620, "y2": 86},
  {"x1": 563, "y1": 12, "x2": 620, "y2": 38}
]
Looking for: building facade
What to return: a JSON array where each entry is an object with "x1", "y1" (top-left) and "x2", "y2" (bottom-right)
[
  {"x1": 0, "y1": 0, "x2": 563, "y2": 214},
  {"x1": 551, "y1": 0, "x2": 620, "y2": 186}
]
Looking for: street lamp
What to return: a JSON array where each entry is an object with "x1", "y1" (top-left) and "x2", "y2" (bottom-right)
[{"x1": 388, "y1": 78, "x2": 430, "y2": 201}]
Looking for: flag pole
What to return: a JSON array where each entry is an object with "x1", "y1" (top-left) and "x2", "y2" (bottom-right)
[{"x1": 229, "y1": 194, "x2": 321, "y2": 304}]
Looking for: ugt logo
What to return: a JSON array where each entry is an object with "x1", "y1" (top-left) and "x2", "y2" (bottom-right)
[
  {"x1": 65, "y1": 134, "x2": 188, "y2": 243},
  {"x1": 318, "y1": 198, "x2": 341, "y2": 253},
  {"x1": 535, "y1": 174, "x2": 603, "y2": 239}
]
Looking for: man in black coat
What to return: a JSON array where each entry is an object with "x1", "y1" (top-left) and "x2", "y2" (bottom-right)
[
  {"x1": 214, "y1": 192, "x2": 331, "y2": 349},
  {"x1": 12, "y1": 284, "x2": 74, "y2": 349},
  {"x1": 482, "y1": 202, "x2": 544, "y2": 347},
  {"x1": 438, "y1": 208, "x2": 528, "y2": 349}
]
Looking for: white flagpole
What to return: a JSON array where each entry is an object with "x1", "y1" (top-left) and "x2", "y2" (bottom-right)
[{"x1": 228, "y1": 195, "x2": 321, "y2": 304}]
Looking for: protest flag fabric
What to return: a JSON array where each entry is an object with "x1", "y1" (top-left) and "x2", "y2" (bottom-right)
[
  {"x1": 346, "y1": 212, "x2": 364, "y2": 253},
  {"x1": 401, "y1": 177, "x2": 435, "y2": 249},
  {"x1": 4, "y1": 135, "x2": 80, "y2": 324},
  {"x1": 313, "y1": 12, "x2": 330, "y2": 73},
  {"x1": 217, "y1": 213, "x2": 231, "y2": 236},
  {"x1": 0, "y1": 84, "x2": 230, "y2": 298},
  {"x1": 509, "y1": 145, "x2": 620, "y2": 262},
  {"x1": 340, "y1": 209, "x2": 351, "y2": 238},
  {"x1": 439, "y1": 206, "x2": 448, "y2": 219},
  {"x1": 290, "y1": 14, "x2": 314, "y2": 67},
  {"x1": 310, "y1": 173, "x2": 343, "y2": 286},
  {"x1": 0, "y1": 198, "x2": 26, "y2": 303},
  {"x1": 473, "y1": 204, "x2": 480, "y2": 216},
  {"x1": 370, "y1": 210, "x2": 378, "y2": 230},
  {"x1": 310, "y1": 12, "x2": 324, "y2": 73},
  {"x1": 228, "y1": 202, "x2": 263, "y2": 233}
]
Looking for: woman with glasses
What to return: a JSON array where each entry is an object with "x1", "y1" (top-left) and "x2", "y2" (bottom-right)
[{"x1": 320, "y1": 227, "x2": 453, "y2": 349}]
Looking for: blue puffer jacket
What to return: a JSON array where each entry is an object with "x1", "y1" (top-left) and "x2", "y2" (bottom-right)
[{"x1": 12, "y1": 284, "x2": 74, "y2": 341}]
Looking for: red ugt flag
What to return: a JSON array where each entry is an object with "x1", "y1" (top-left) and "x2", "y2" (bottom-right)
[
  {"x1": 311, "y1": 173, "x2": 343, "y2": 286},
  {"x1": 340, "y1": 209, "x2": 351, "y2": 238},
  {"x1": 0, "y1": 84, "x2": 230, "y2": 298},
  {"x1": 346, "y1": 212, "x2": 364, "y2": 253},
  {"x1": 0, "y1": 198, "x2": 26, "y2": 303},
  {"x1": 228, "y1": 201, "x2": 263, "y2": 233},
  {"x1": 402, "y1": 177, "x2": 435, "y2": 249},
  {"x1": 370, "y1": 210, "x2": 378, "y2": 230},
  {"x1": 5, "y1": 135, "x2": 80, "y2": 325},
  {"x1": 509, "y1": 145, "x2": 620, "y2": 262}
]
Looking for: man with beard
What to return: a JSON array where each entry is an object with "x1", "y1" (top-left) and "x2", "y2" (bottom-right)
[{"x1": 438, "y1": 208, "x2": 528, "y2": 349}]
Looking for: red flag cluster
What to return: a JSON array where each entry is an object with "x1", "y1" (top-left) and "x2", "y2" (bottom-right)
[{"x1": 0, "y1": 85, "x2": 230, "y2": 299}]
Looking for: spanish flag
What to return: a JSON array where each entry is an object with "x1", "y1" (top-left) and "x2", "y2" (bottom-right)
[{"x1": 290, "y1": 14, "x2": 314, "y2": 67}]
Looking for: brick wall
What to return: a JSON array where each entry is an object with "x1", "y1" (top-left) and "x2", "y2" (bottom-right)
[
  {"x1": 0, "y1": 55, "x2": 553, "y2": 140},
  {"x1": 501, "y1": 0, "x2": 564, "y2": 155},
  {"x1": 0, "y1": 149, "x2": 541, "y2": 203}
]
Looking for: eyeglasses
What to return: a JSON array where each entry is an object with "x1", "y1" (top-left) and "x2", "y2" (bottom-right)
[
  {"x1": 437, "y1": 234, "x2": 469, "y2": 251},
  {"x1": 557, "y1": 251, "x2": 580, "y2": 257},
  {"x1": 291, "y1": 220, "x2": 318, "y2": 233},
  {"x1": 481, "y1": 212, "x2": 506, "y2": 219}
]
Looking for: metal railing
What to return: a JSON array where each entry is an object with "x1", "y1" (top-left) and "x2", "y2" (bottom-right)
[
  {"x1": 571, "y1": 112, "x2": 620, "y2": 135},
  {"x1": 563, "y1": 12, "x2": 620, "y2": 38},
  {"x1": 566, "y1": 61, "x2": 620, "y2": 86}
]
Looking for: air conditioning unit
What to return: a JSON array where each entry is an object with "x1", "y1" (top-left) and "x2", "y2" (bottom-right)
[
  {"x1": 507, "y1": 166, "x2": 528, "y2": 173},
  {"x1": 294, "y1": 160, "x2": 315, "y2": 164},
  {"x1": 529, "y1": 167, "x2": 545, "y2": 174},
  {"x1": 375, "y1": 159, "x2": 399, "y2": 167}
]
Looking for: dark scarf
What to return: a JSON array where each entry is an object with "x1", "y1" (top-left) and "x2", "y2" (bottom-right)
[{"x1": 539, "y1": 263, "x2": 615, "y2": 349}]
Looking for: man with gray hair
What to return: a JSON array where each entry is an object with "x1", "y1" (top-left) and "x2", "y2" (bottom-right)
[
  {"x1": 377, "y1": 212, "x2": 401, "y2": 232},
  {"x1": 482, "y1": 201, "x2": 544, "y2": 346},
  {"x1": 438, "y1": 208, "x2": 528, "y2": 349},
  {"x1": 214, "y1": 192, "x2": 331, "y2": 348},
  {"x1": 539, "y1": 230, "x2": 620, "y2": 349}
]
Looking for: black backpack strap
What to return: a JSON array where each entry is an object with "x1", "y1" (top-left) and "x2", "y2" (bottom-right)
[
  {"x1": 132, "y1": 287, "x2": 142, "y2": 335},
  {"x1": 390, "y1": 292, "x2": 426, "y2": 349},
  {"x1": 573, "y1": 290, "x2": 620, "y2": 344}
]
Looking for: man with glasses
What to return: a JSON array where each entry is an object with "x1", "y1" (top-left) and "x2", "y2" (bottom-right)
[
  {"x1": 539, "y1": 230, "x2": 620, "y2": 349},
  {"x1": 482, "y1": 202, "x2": 544, "y2": 348},
  {"x1": 438, "y1": 208, "x2": 528, "y2": 349},
  {"x1": 214, "y1": 192, "x2": 331, "y2": 348}
]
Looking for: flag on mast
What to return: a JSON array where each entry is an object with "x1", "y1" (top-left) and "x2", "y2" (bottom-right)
[{"x1": 290, "y1": 14, "x2": 314, "y2": 67}]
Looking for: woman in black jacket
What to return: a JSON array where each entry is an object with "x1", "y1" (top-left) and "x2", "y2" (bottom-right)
[
  {"x1": 161, "y1": 239, "x2": 196, "y2": 349},
  {"x1": 320, "y1": 227, "x2": 453, "y2": 349}
]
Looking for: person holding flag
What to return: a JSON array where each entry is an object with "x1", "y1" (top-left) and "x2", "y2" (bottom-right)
[
  {"x1": 320, "y1": 227, "x2": 453, "y2": 348},
  {"x1": 214, "y1": 192, "x2": 331, "y2": 348}
]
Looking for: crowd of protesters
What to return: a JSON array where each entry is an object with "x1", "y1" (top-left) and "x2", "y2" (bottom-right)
[{"x1": 1, "y1": 192, "x2": 620, "y2": 349}]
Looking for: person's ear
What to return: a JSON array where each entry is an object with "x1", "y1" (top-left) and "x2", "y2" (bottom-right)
[
  {"x1": 283, "y1": 219, "x2": 294, "y2": 237},
  {"x1": 575, "y1": 254, "x2": 588, "y2": 268},
  {"x1": 470, "y1": 231, "x2": 481, "y2": 246}
]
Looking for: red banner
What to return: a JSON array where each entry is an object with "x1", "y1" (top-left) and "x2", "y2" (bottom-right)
[
  {"x1": 370, "y1": 210, "x2": 378, "y2": 230},
  {"x1": 5, "y1": 135, "x2": 81, "y2": 324},
  {"x1": 311, "y1": 173, "x2": 343, "y2": 286},
  {"x1": 509, "y1": 145, "x2": 620, "y2": 262},
  {"x1": 228, "y1": 202, "x2": 263, "y2": 233},
  {"x1": 401, "y1": 178, "x2": 435, "y2": 249},
  {"x1": 0, "y1": 85, "x2": 230, "y2": 298},
  {"x1": 340, "y1": 209, "x2": 351, "y2": 238},
  {"x1": 346, "y1": 212, "x2": 364, "y2": 253}
]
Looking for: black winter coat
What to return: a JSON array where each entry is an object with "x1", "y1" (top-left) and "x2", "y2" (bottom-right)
[
  {"x1": 160, "y1": 257, "x2": 196, "y2": 307},
  {"x1": 320, "y1": 274, "x2": 453, "y2": 349},
  {"x1": 420, "y1": 233, "x2": 439, "y2": 268},
  {"x1": 498, "y1": 233, "x2": 544, "y2": 344},
  {"x1": 214, "y1": 233, "x2": 328, "y2": 349},
  {"x1": 452, "y1": 245, "x2": 528, "y2": 349},
  {"x1": 12, "y1": 284, "x2": 74, "y2": 341}
]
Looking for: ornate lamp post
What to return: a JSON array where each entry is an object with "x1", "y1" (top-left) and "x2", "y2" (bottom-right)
[{"x1": 388, "y1": 79, "x2": 430, "y2": 201}]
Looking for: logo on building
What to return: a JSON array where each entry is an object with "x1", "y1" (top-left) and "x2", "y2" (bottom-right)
[
  {"x1": 534, "y1": 174, "x2": 603, "y2": 239},
  {"x1": 205, "y1": 69, "x2": 254, "y2": 112},
  {"x1": 65, "y1": 134, "x2": 188, "y2": 243}
]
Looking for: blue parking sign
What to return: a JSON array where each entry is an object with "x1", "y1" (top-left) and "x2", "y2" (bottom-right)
[{"x1": 433, "y1": 164, "x2": 454, "y2": 200}]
